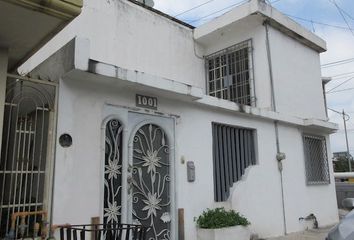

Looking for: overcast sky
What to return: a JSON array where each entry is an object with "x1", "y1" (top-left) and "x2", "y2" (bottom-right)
[{"x1": 154, "y1": 0, "x2": 354, "y2": 156}]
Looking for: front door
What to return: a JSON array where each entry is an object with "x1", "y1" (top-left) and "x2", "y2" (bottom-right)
[{"x1": 103, "y1": 109, "x2": 175, "y2": 240}]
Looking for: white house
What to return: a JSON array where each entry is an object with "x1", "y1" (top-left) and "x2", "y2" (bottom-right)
[{"x1": 1, "y1": 0, "x2": 340, "y2": 239}]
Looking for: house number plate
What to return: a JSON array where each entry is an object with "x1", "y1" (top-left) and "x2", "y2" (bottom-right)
[{"x1": 136, "y1": 94, "x2": 158, "y2": 110}]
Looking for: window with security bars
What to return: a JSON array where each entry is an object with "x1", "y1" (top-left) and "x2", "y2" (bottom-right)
[
  {"x1": 206, "y1": 40, "x2": 254, "y2": 106},
  {"x1": 212, "y1": 123, "x2": 256, "y2": 202},
  {"x1": 303, "y1": 134, "x2": 330, "y2": 185}
]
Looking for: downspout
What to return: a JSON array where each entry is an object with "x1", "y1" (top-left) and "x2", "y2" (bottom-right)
[{"x1": 263, "y1": 19, "x2": 288, "y2": 235}]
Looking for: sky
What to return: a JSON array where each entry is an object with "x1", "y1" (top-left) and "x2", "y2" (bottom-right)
[{"x1": 153, "y1": 0, "x2": 354, "y2": 157}]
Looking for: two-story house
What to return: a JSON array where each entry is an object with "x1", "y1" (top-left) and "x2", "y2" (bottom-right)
[{"x1": 1, "y1": 0, "x2": 339, "y2": 239}]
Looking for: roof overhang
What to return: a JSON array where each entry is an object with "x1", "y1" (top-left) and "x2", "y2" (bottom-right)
[
  {"x1": 0, "y1": 0, "x2": 82, "y2": 71},
  {"x1": 194, "y1": 0, "x2": 326, "y2": 53}
]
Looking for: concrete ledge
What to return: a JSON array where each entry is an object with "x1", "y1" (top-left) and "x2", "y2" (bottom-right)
[
  {"x1": 196, "y1": 96, "x2": 338, "y2": 132},
  {"x1": 304, "y1": 119, "x2": 338, "y2": 132},
  {"x1": 85, "y1": 60, "x2": 204, "y2": 100}
]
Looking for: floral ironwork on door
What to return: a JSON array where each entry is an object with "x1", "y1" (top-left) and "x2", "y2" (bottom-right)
[
  {"x1": 131, "y1": 124, "x2": 171, "y2": 240},
  {"x1": 104, "y1": 119, "x2": 123, "y2": 225}
]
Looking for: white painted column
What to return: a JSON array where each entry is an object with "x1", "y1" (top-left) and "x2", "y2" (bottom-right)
[{"x1": 0, "y1": 48, "x2": 9, "y2": 153}]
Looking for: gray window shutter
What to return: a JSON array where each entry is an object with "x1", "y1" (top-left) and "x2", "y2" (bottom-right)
[{"x1": 212, "y1": 123, "x2": 256, "y2": 202}]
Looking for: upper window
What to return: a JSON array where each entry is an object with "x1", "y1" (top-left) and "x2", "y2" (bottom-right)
[
  {"x1": 303, "y1": 134, "x2": 330, "y2": 185},
  {"x1": 206, "y1": 40, "x2": 254, "y2": 106}
]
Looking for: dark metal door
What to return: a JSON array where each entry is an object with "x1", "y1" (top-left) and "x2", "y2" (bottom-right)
[
  {"x1": 128, "y1": 114, "x2": 175, "y2": 240},
  {"x1": 103, "y1": 119, "x2": 123, "y2": 226}
]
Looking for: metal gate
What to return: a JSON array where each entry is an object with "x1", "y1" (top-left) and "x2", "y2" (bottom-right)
[
  {"x1": 104, "y1": 119, "x2": 123, "y2": 226},
  {"x1": 0, "y1": 75, "x2": 56, "y2": 237},
  {"x1": 130, "y1": 123, "x2": 171, "y2": 240},
  {"x1": 102, "y1": 108, "x2": 176, "y2": 240}
]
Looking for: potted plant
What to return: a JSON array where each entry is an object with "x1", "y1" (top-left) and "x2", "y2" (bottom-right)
[{"x1": 196, "y1": 207, "x2": 251, "y2": 240}]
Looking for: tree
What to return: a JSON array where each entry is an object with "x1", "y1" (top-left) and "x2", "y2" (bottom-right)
[{"x1": 334, "y1": 156, "x2": 354, "y2": 172}]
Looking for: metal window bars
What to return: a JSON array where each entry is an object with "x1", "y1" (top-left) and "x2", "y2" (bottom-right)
[
  {"x1": 57, "y1": 224, "x2": 149, "y2": 240},
  {"x1": 212, "y1": 123, "x2": 256, "y2": 202},
  {"x1": 206, "y1": 40, "x2": 255, "y2": 106},
  {"x1": 0, "y1": 76, "x2": 56, "y2": 238},
  {"x1": 303, "y1": 134, "x2": 330, "y2": 185}
]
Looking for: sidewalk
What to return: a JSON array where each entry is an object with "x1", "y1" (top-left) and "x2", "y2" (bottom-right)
[{"x1": 266, "y1": 226, "x2": 332, "y2": 240}]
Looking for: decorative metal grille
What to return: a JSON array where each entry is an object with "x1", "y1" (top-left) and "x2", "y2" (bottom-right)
[
  {"x1": 104, "y1": 119, "x2": 123, "y2": 226},
  {"x1": 303, "y1": 134, "x2": 330, "y2": 185},
  {"x1": 131, "y1": 124, "x2": 171, "y2": 240},
  {"x1": 206, "y1": 40, "x2": 254, "y2": 106},
  {"x1": 212, "y1": 123, "x2": 256, "y2": 202},
  {"x1": 0, "y1": 77, "x2": 55, "y2": 238}
]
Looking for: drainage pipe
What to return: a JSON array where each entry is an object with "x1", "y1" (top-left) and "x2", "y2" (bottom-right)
[{"x1": 264, "y1": 19, "x2": 288, "y2": 235}]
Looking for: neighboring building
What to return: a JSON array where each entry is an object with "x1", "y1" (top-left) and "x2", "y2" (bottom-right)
[
  {"x1": 0, "y1": 0, "x2": 82, "y2": 237},
  {"x1": 1, "y1": 0, "x2": 339, "y2": 239},
  {"x1": 333, "y1": 151, "x2": 353, "y2": 160}
]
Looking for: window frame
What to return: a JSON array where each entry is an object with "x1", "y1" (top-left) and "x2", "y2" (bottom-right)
[
  {"x1": 205, "y1": 39, "x2": 256, "y2": 107},
  {"x1": 302, "y1": 134, "x2": 331, "y2": 185}
]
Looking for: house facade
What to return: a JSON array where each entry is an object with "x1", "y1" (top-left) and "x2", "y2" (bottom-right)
[{"x1": 1, "y1": 0, "x2": 339, "y2": 239}]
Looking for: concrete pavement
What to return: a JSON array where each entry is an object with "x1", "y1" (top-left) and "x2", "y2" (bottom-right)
[{"x1": 265, "y1": 226, "x2": 333, "y2": 240}]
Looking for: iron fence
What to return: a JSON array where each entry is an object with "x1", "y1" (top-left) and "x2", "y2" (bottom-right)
[{"x1": 58, "y1": 224, "x2": 149, "y2": 240}]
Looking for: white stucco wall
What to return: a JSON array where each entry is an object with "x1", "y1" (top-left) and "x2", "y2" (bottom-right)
[
  {"x1": 268, "y1": 27, "x2": 327, "y2": 120},
  {"x1": 20, "y1": 0, "x2": 205, "y2": 89},
  {"x1": 278, "y1": 124, "x2": 338, "y2": 233},
  {"x1": 53, "y1": 76, "x2": 338, "y2": 239}
]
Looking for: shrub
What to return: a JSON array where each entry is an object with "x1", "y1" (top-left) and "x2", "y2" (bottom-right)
[{"x1": 196, "y1": 207, "x2": 250, "y2": 229}]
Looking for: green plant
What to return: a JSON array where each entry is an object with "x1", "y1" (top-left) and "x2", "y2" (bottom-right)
[
  {"x1": 334, "y1": 156, "x2": 354, "y2": 172},
  {"x1": 195, "y1": 207, "x2": 250, "y2": 229}
]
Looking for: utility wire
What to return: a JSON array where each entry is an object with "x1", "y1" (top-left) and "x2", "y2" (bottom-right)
[
  {"x1": 330, "y1": 1, "x2": 354, "y2": 21},
  {"x1": 326, "y1": 76, "x2": 354, "y2": 93},
  {"x1": 329, "y1": 71, "x2": 354, "y2": 79},
  {"x1": 328, "y1": 0, "x2": 354, "y2": 38},
  {"x1": 177, "y1": 0, "x2": 353, "y2": 32},
  {"x1": 341, "y1": 9, "x2": 354, "y2": 21},
  {"x1": 328, "y1": 108, "x2": 350, "y2": 121},
  {"x1": 286, "y1": 14, "x2": 354, "y2": 31},
  {"x1": 173, "y1": 0, "x2": 214, "y2": 17},
  {"x1": 331, "y1": 75, "x2": 354, "y2": 81},
  {"x1": 321, "y1": 57, "x2": 354, "y2": 68},
  {"x1": 189, "y1": 0, "x2": 249, "y2": 23},
  {"x1": 327, "y1": 87, "x2": 354, "y2": 94},
  {"x1": 187, "y1": 0, "x2": 281, "y2": 24}
]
